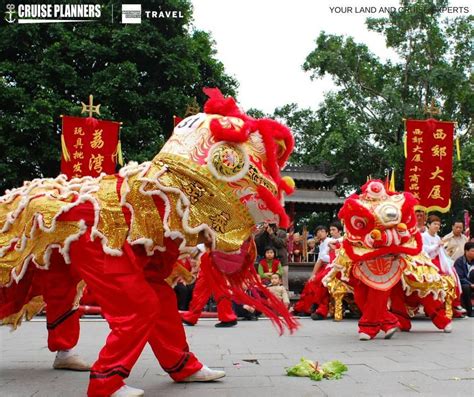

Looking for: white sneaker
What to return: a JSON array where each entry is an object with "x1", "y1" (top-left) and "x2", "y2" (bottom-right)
[
  {"x1": 181, "y1": 365, "x2": 226, "y2": 382},
  {"x1": 384, "y1": 327, "x2": 399, "y2": 340},
  {"x1": 454, "y1": 306, "x2": 467, "y2": 314},
  {"x1": 443, "y1": 323, "x2": 453, "y2": 333},
  {"x1": 53, "y1": 355, "x2": 91, "y2": 371},
  {"x1": 111, "y1": 385, "x2": 144, "y2": 397},
  {"x1": 359, "y1": 332, "x2": 371, "y2": 341}
]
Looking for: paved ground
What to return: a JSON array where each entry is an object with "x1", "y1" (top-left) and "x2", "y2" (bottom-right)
[{"x1": 1, "y1": 316, "x2": 473, "y2": 396}]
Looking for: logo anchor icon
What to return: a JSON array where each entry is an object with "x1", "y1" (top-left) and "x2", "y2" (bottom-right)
[{"x1": 5, "y1": 4, "x2": 16, "y2": 23}]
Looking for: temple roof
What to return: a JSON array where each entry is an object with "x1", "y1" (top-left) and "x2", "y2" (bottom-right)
[
  {"x1": 282, "y1": 165, "x2": 337, "y2": 183},
  {"x1": 284, "y1": 188, "x2": 344, "y2": 205}
]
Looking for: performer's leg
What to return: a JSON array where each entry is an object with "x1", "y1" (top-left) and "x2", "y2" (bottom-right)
[
  {"x1": 314, "y1": 289, "x2": 330, "y2": 319},
  {"x1": 379, "y1": 305, "x2": 400, "y2": 333},
  {"x1": 351, "y1": 278, "x2": 366, "y2": 314},
  {"x1": 215, "y1": 296, "x2": 237, "y2": 323},
  {"x1": 294, "y1": 280, "x2": 317, "y2": 314},
  {"x1": 312, "y1": 267, "x2": 331, "y2": 319},
  {"x1": 70, "y1": 237, "x2": 160, "y2": 397},
  {"x1": 144, "y1": 264, "x2": 225, "y2": 383},
  {"x1": 389, "y1": 283, "x2": 412, "y2": 332},
  {"x1": 419, "y1": 293, "x2": 452, "y2": 330},
  {"x1": 146, "y1": 278, "x2": 203, "y2": 381},
  {"x1": 40, "y1": 249, "x2": 81, "y2": 353},
  {"x1": 181, "y1": 272, "x2": 211, "y2": 325},
  {"x1": 357, "y1": 285, "x2": 391, "y2": 339}
]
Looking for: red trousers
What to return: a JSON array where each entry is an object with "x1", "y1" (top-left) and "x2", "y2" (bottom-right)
[
  {"x1": 312, "y1": 267, "x2": 331, "y2": 318},
  {"x1": 181, "y1": 268, "x2": 237, "y2": 325},
  {"x1": 353, "y1": 281, "x2": 399, "y2": 338},
  {"x1": 38, "y1": 250, "x2": 82, "y2": 352},
  {"x1": 60, "y1": 233, "x2": 203, "y2": 396},
  {"x1": 293, "y1": 266, "x2": 331, "y2": 318},
  {"x1": 390, "y1": 282, "x2": 451, "y2": 331},
  {"x1": 293, "y1": 280, "x2": 317, "y2": 314}
]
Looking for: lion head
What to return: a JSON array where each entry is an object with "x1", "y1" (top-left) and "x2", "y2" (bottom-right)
[{"x1": 338, "y1": 180, "x2": 422, "y2": 262}]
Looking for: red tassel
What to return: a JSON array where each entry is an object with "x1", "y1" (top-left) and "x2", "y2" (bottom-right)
[{"x1": 199, "y1": 245, "x2": 299, "y2": 335}]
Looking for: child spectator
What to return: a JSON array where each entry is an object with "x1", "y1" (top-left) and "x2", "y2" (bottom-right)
[
  {"x1": 258, "y1": 247, "x2": 282, "y2": 285},
  {"x1": 267, "y1": 273, "x2": 290, "y2": 308}
]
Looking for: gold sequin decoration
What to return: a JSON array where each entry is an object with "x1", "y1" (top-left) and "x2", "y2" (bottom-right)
[
  {"x1": 1, "y1": 295, "x2": 45, "y2": 329},
  {"x1": 125, "y1": 173, "x2": 164, "y2": 247},
  {"x1": 0, "y1": 221, "x2": 83, "y2": 286},
  {"x1": 152, "y1": 155, "x2": 254, "y2": 252},
  {"x1": 94, "y1": 176, "x2": 129, "y2": 250}
]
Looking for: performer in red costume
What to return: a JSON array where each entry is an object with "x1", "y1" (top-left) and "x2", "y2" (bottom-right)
[
  {"x1": 293, "y1": 224, "x2": 341, "y2": 319},
  {"x1": 181, "y1": 245, "x2": 238, "y2": 327},
  {"x1": 325, "y1": 180, "x2": 452, "y2": 340},
  {"x1": 309, "y1": 222, "x2": 343, "y2": 320},
  {"x1": 0, "y1": 88, "x2": 298, "y2": 396}
]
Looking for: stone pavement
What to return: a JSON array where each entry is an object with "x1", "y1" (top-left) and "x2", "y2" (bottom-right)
[{"x1": 1, "y1": 316, "x2": 473, "y2": 396}]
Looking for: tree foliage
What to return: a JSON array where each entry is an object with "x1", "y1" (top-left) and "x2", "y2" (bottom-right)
[
  {"x1": 0, "y1": 0, "x2": 238, "y2": 192},
  {"x1": 278, "y1": 0, "x2": 473, "y2": 218}
]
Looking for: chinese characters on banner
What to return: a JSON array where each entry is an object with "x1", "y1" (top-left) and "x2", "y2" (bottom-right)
[
  {"x1": 404, "y1": 118, "x2": 455, "y2": 213},
  {"x1": 61, "y1": 116, "x2": 121, "y2": 179}
]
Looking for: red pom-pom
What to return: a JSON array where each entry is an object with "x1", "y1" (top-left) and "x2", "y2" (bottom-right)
[{"x1": 203, "y1": 87, "x2": 243, "y2": 118}]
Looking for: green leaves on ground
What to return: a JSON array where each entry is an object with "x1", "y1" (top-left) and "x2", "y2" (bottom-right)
[{"x1": 286, "y1": 358, "x2": 348, "y2": 381}]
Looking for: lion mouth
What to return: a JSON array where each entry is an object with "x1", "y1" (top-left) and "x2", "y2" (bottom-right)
[{"x1": 347, "y1": 226, "x2": 414, "y2": 250}]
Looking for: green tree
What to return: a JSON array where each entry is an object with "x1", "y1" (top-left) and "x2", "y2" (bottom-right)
[
  {"x1": 0, "y1": 0, "x2": 238, "y2": 192},
  {"x1": 281, "y1": 0, "x2": 473, "y2": 220}
]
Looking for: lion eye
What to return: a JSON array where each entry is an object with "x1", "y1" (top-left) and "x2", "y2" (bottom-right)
[{"x1": 351, "y1": 216, "x2": 367, "y2": 230}]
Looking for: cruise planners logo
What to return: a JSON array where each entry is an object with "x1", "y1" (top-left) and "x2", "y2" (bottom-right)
[{"x1": 4, "y1": 3, "x2": 101, "y2": 24}]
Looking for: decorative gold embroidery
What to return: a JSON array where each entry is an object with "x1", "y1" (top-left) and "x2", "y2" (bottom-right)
[{"x1": 210, "y1": 211, "x2": 230, "y2": 233}]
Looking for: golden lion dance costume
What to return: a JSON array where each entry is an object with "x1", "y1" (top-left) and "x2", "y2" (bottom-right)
[
  {"x1": 324, "y1": 180, "x2": 452, "y2": 340},
  {"x1": 0, "y1": 88, "x2": 298, "y2": 396}
]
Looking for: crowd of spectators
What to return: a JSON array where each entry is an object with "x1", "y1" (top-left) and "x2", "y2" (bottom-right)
[{"x1": 174, "y1": 216, "x2": 474, "y2": 323}]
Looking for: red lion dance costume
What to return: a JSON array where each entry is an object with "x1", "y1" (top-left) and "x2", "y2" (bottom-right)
[
  {"x1": 324, "y1": 180, "x2": 452, "y2": 340},
  {"x1": 0, "y1": 88, "x2": 298, "y2": 396}
]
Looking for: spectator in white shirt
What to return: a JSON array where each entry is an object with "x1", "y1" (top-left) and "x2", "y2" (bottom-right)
[{"x1": 311, "y1": 226, "x2": 329, "y2": 278}]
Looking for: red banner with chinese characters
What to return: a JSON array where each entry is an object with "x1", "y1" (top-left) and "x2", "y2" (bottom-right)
[
  {"x1": 404, "y1": 118, "x2": 454, "y2": 213},
  {"x1": 61, "y1": 116, "x2": 121, "y2": 179}
]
